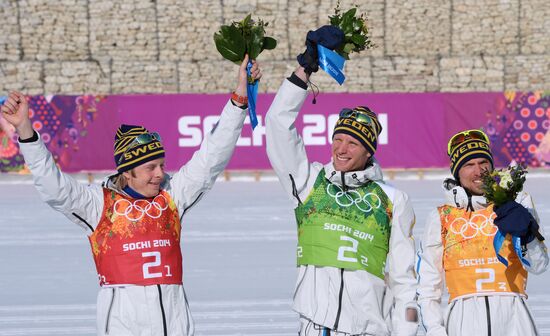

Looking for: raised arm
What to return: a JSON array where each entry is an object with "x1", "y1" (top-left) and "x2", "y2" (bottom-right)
[
  {"x1": 169, "y1": 55, "x2": 262, "y2": 214},
  {"x1": 265, "y1": 66, "x2": 316, "y2": 205},
  {"x1": 266, "y1": 26, "x2": 346, "y2": 205},
  {"x1": 1, "y1": 92, "x2": 103, "y2": 232}
]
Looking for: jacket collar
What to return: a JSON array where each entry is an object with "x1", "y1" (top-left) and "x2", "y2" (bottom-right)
[
  {"x1": 443, "y1": 178, "x2": 488, "y2": 211},
  {"x1": 323, "y1": 158, "x2": 384, "y2": 188}
]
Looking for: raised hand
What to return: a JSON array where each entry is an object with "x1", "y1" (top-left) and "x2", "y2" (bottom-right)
[
  {"x1": 1, "y1": 91, "x2": 34, "y2": 139},
  {"x1": 297, "y1": 25, "x2": 344, "y2": 75},
  {"x1": 233, "y1": 54, "x2": 262, "y2": 107}
]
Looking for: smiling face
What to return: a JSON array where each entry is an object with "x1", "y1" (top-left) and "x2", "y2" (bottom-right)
[
  {"x1": 457, "y1": 157, "x2": 492, "y2": 195},
  {"x1": 332, "y1": 133, "x2": 372, "y2": 172},
  {"x1": 122, "y1": 158, "x2": 165, "y2": 197}
]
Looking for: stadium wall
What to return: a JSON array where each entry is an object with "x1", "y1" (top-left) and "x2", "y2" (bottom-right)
[{"x1": 0, "y1": 0, "x2": 548, "y2": 95}]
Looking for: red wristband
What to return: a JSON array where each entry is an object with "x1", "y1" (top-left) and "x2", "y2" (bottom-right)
[{"x1": 231, "y1": 92, "x2": 248, "y2": 105}]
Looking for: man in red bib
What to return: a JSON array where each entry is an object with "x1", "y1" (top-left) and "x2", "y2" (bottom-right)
[
  {"x1": 1, "y1": 56, "x2": 261, "y2": 336},
  {"x1": 417, "y1": 129, "x2": 548, "y2": 336}
]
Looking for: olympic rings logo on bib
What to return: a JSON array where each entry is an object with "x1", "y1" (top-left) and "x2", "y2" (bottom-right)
[
  {"x1": 113, "y1": 195, "x2": 169, "y2": 221},
  {"x1": 448, "y1": 213, "x2": 497, "y2": 239},
  {"x1": 326, "y1": 184, "x2": 382, "y2": 213}
]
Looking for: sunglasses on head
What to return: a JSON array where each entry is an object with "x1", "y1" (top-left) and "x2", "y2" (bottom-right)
[
  {"x1": 447, "y1": 129, "x2": 489, "y2": 155},
  {"x1": 117, "y1": 132, "x2": 161, "y2": 165},
  {"x1": 339, "y1": 108, "x2": 373, "y2": 126}
]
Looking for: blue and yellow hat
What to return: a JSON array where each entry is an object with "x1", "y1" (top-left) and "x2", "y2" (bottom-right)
[
  {"x1": 114, "y1": 125, "x2": 165, "y2": 173},
  {"x1": 332, "y1": 106, "x2": 382, "y2": 156},
  {"x1": 447, "y1": 129, "x2": 493, "y2": 179}
]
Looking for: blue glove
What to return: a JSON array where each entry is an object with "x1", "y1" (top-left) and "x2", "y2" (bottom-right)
[
  {"x1": 494, "y1": 200, "x2": 539, "y2": 244},
  {"x1": 297, "y1": 25, "x2": 344, "y2": 74}
]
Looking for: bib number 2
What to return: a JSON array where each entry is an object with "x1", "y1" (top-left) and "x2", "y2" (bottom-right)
[
  {"x1": 475, "y1": 268, "x2": 494, "y2": 292},
  {"x1": 337, "y1": 236, "x2": 358, "y2": 263},
  {"x1": 475, "y1": 268, "x2": 507, "y2": 292},
  {"x1": 142, "y1": 251, "x2": 172, "y2": 279},
  {"x1": 336, "y1": 236, "x2": 369, "y2": 267}
]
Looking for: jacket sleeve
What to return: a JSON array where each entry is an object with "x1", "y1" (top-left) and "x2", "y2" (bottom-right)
[
  {"x1": 416, "y1": 209, "x2": 448, "y2": 336},
  {"x1": 265, "y1": 79, "x2": 315, "y2": 205},
  {"x1": 168, "y1": 100, "x2": 246, "y2": 215},
  {"x1": 518, "y1": 192, "x2": 549, "y2": 274},
  {"x1": 18, "y1": 134, "x2": 103, "y2": 233},
  {"x1": 386, "y1": 190, "x2": 419, "y2": 336}
]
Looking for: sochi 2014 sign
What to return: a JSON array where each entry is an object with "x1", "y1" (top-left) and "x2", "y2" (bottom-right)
[{"x1": 0, "y1": 92, "x2": 548, "y2": 172}]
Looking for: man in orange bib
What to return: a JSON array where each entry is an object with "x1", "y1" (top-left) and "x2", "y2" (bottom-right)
[
  {"x1": 1, "y1": 57, "x2": 261, "y2": 336},
  {"x1": 417, "y1": 129, "x2": 548, "y2": 336}
]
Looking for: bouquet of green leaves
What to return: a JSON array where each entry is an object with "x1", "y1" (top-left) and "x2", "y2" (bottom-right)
[
  {"x1": 329, "y1": 2, "x2": 374, "y2": 60},
  {"x1": 481, "y1": 164, "x2": 527, "y2": 207},
  {"x1": 213, "y1": 14, "x2": 276, "y2": 130},
  {"x1": 214, "y1": 14, "x2": 277, "y2": 64},
  {"x1": 482, "y1": 163, "x2": 545, "y2": 268}
]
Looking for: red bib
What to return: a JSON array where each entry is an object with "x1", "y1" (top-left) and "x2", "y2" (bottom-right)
[{"x1": 89, "y1": 189, "x2": 183, "y2": 286}]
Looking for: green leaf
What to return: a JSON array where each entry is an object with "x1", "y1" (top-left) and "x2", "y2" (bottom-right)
[
  {"x1": 215, "y1": 14, "x2": 277, "y2": 63},
  {"x1": 262, "y1": 36, "x2": 277, "y2": 50},
  {"x1": 352, "y1": 19, "x2": 363, "y2": 32},
  {"x1": 343, "y1": 42, "x2": 355, "y2": 53},
  {"x1": 494, "y1": 192, "x2": 508, "y2": 206},
  {"x1": 351, "y1": 34, "x2": 366, "y2": 45},
  {"x1": 340, "y1": 19, "x2": 353, "y2": 34},
  {"x1": 214, "y1": 25, "x2": 246, "y2": 64},
  {"x1": 242, "y1": 14, "x2": 252, "y2": 27},
  {"x1": 335, "y1": 49, "x2": 350, "y2": 60},
  {"x1": 328, "y1": 4, "x2": 374, "y2": 57},
  {"x1": 344, "y1": 8, "x2": 357, "y2": 19},
  {"x1": 334, "y1": 43, "x2": 349, "y2": 59},
  {"x1": 341, "y1": 8, "x2": 357, "y2": 34},
  {"x1": 247, "y1": 26, "x2": 265, "y2": 59}
]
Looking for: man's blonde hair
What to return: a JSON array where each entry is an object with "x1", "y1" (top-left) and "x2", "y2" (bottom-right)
[{"x1": 113, "y1": 174, "x2": 128, "y2": 190}]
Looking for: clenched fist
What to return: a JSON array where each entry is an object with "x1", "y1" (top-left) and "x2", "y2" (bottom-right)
[{"x1": 1, "y1": 91, "x2": 34, "y2": 140}]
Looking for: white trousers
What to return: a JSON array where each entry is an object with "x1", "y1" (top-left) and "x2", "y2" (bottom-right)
[
  {"x1": 445, "y1": 295, "x2": 538, "y2": 336},
  {"x1": 299, "y1": 316, "x2": 376, "y2": 336}
]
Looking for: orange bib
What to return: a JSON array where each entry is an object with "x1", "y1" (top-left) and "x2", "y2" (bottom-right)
[
  {"x1": 89, "y1": 189, "x2": 183, "y2": 286},
  {"x1": 439, "y1": 205, "x2": 527, "y2": 301}
]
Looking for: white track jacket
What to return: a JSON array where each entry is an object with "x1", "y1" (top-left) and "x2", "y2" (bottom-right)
[
  {"x1": 417, "y1": 180, "x2": 549, "y2": 336},
  {"x1": 18, "y1": 100, "x2": 247, "y2": 336},
  {"x1": 266, "y1": 79, "x2": 419, "y2": 336}
]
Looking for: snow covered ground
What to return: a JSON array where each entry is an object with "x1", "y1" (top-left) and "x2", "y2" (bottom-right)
[{"x1": 0, "y1": 177, "x2": 549, "y2": 335}]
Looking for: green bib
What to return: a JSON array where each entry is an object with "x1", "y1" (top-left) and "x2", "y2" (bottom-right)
[{"x1": 295, "y1": 169, "x2": 393, "y2": 279}]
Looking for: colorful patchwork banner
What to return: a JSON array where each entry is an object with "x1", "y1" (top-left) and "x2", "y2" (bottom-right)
[{"x1": 1, "y1": 92, "x2": 549, "y2": 173}]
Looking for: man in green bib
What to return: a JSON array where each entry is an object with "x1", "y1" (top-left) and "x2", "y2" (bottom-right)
[{"x1": 265, "y1": 33, "x2": 419, "y2": 336}]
